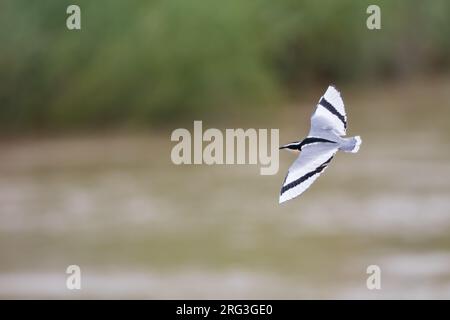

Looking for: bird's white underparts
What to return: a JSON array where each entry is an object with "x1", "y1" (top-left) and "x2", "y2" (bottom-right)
[
  {"x1": 279, "y1": 85, "x2": 362, "y2": 204},
  {"x1": 171, "y1": 121, "x2": 280, "y2": 175}
]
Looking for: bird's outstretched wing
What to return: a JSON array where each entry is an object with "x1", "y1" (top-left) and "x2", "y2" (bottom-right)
[
  {"x1": 279, "y1": 143, "x2": 338, "y2": 203},
  {"x1": 309, "y1": 85, "x2": 347, "y2": 137}
]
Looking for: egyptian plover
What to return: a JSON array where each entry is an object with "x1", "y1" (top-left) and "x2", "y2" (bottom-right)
[{"x1": 279, "y1": 85, "x2": 361, "y2": 203}]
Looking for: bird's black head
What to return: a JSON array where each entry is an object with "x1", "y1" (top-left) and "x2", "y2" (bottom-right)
[{"x1": 279, "y1": 141, "x2": 302, "y2": 151}]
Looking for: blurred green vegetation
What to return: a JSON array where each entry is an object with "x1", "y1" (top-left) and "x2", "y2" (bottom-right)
[{"x1": 0, "y1": 0, "x2": 449, "y2": 131}]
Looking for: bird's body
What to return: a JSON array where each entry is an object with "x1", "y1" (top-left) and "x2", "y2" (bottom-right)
[{"x1": 279, "y1": 85, "x2": 361, "y2": 204}]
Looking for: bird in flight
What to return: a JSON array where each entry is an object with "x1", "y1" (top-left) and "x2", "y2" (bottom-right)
[{"x1": 279, "y1": 85, "x2": 361, "y2": 204}]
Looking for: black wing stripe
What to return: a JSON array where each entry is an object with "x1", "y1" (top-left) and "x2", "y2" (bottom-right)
[
  {"x1": 280, "y1": 156, "x2": 334, "y2": 195},
  {"x1": 319, "y1": 97, "x2": 347, "y2": 129}
]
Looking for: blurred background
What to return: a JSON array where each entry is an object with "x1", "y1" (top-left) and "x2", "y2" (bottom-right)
[{"x1": 1, "y1": 0, "x2": 450, "y2": 298}]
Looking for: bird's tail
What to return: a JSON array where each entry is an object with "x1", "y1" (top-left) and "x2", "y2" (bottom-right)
[{"x1": 340, "y1": 136, "x2": 362, "y2": 153}]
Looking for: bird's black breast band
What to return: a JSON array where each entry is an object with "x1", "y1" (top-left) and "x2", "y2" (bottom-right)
[{"x1": 299, "y1": 137, "x2": 337, "y2": 150}]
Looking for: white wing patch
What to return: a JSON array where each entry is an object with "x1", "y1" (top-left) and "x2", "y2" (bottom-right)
[
  {"x1": 310, "y1": 86, "x2": 347, "y2": 136},
  {"x1": 279, "y1": 143, "x2": 338, "y2": 203}
]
